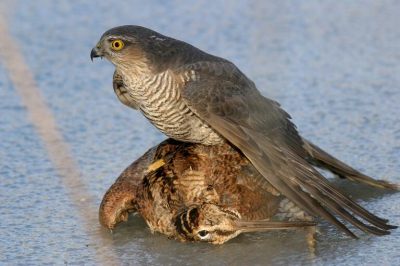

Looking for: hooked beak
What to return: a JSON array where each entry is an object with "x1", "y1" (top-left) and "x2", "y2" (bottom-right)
[{"x1": 90, "y1": 44, "x2": 104, "y2": 61}]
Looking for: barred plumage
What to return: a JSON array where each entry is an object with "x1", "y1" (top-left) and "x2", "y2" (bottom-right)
[{"x1": 122, "y1": 68, "x2": 224, "y2": 144}]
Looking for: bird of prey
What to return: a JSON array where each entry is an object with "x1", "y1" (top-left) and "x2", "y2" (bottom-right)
[
  {"x1": 99, "y1": 139, "x2": 316, "y2": 244},
  {"x1": 91, "y1": 25, "x2": 398, "y2": 238}
]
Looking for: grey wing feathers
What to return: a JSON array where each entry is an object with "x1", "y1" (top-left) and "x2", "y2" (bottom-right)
[
  {"x1": 180, "y1": 62, "x2": 396, "y2": 237},
  {"x1": 113, "y1": 70, "x2": 139, "y2": 109}
]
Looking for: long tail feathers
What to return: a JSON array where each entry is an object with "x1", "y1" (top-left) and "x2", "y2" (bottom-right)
[{"x1": 302, "y1": 138, "x2": 400, "y2": 190}]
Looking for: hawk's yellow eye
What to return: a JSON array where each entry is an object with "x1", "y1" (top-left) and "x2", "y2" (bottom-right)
[{"x1": 110, "y1": 40, "x2": 124, "y2": 50}]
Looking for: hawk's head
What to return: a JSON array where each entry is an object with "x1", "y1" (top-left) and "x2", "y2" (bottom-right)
[{"x1": 91, "y1": 25, "x2": 190, "y2": 75}]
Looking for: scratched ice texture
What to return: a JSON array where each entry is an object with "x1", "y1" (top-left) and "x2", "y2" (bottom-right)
[{"x1": 0, "y1": 0, "x2": 399, "y2": 265}]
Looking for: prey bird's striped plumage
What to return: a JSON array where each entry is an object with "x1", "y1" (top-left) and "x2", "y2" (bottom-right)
[
  {"x1": 92, "y1": 25, "x2": 399, "y2": 238},
  {"x1": 99, "y1": 139, "x2": 316, "y2": 244}
]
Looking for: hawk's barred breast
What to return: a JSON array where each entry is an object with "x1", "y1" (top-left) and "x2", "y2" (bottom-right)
[{"x1": 121, "y1": 68, "x2": 224, "y2": 145}]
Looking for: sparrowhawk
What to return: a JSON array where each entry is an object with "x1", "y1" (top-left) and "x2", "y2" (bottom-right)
[{"x1": 91, "y1": 25, "x2": 398, "y2": 237}]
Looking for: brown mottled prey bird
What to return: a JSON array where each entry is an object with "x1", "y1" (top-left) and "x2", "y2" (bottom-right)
[
  {"x1": 100, "y1": 139, "x2": 316, "y2": 244},
  {"x1": 91, "y1": 25, "x2": 398, "y2": 238}
]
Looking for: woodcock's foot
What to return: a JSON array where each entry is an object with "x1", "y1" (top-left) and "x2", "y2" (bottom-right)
[{"x1": 99, "y1": 139, "x2": 398, "y2": 244}]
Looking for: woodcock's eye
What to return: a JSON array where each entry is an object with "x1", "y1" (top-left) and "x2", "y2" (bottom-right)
[{"x1": 198, "y1": 230, "x2": 209, "y2": 237}]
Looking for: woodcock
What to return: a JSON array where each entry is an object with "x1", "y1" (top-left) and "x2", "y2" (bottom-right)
[
  {"x1": 99, "y1": 139, "x2": 397, "y2": 244},
  {"x1": 100, "y1": 139, "x2": 317, "y2": 244}
]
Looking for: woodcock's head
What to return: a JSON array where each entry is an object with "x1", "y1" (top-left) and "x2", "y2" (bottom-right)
[
  {"x1": 174, "y1": 203, "x2": 243, "y2": 244},
  {"x1": 174, "y1": 203, "x2": 316, "y2": 244}
]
